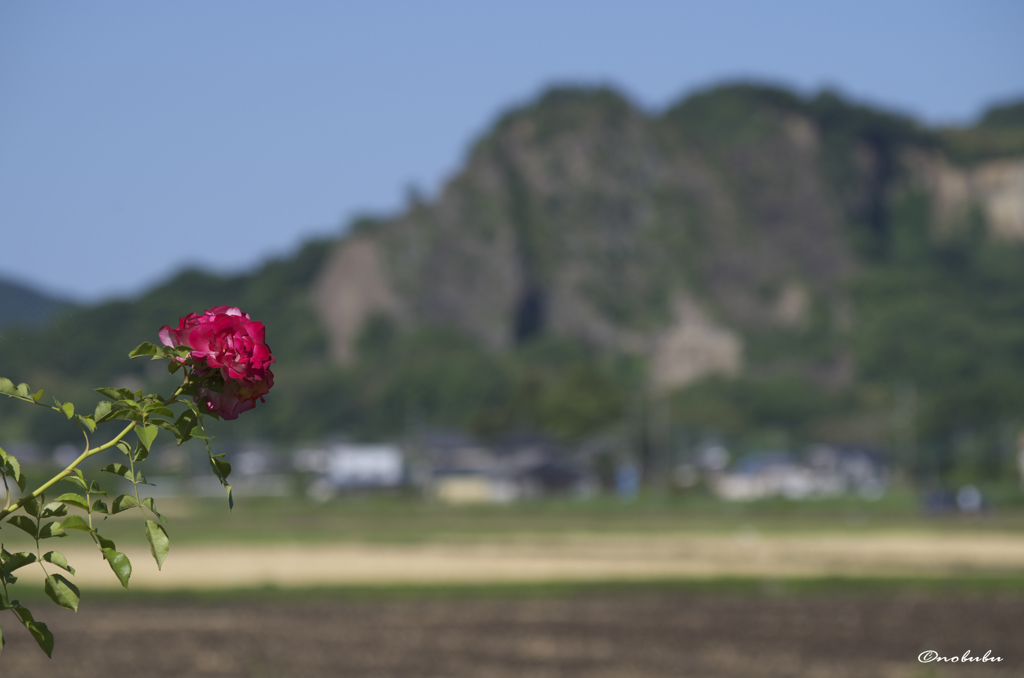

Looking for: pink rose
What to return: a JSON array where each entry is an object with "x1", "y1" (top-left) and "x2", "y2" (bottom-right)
[
  {"x1": 159, "y1": 306, "x2": 275, "y2": 420},
  {"x1": 195, "y1": 369, "x2": 275, "y2": 420}
]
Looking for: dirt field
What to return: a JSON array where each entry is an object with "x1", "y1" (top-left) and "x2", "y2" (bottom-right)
[
  {"x1": 2, "y1": 592, "x2": 1021, "y2": 677},
  {"x1": 45, "y1": 531, "x2": 1024, "y2": 590}
]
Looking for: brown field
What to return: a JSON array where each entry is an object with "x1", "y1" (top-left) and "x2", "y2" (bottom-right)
[
  {"x1": 2, "y1": 592, "x2": 1022, "y2": 677},
  {"x1": 4, "y1": 515, "x2": 1024, "y2": 675}
]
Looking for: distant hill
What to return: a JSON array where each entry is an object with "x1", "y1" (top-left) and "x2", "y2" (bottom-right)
[
  {"x1": 3, "y1": 83, "x2": 1024, "y2": 485},
  {"x1": 0, "y1": 278, "x2": 75, "y2": 332}
]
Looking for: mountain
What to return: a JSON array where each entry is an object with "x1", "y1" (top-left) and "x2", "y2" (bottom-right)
[
  {"x1": 0, "y1": 278, "x2": 75, "y2": 333},
  {"x1": 3, "y1": 82, "x2": 1024, "y2": 482},
  {"x1": 313, "y1": 85, "x2": 1024, "y2": 389}
]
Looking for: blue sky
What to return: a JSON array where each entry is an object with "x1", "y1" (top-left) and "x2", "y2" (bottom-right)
[{"x1": 2, "y1": 1, "x2": 1022, "y2": 302}]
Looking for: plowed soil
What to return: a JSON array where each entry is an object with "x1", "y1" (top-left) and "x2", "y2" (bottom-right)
[{"x1": 2, "y1": 593, "x2": 1021, "y2": 677}]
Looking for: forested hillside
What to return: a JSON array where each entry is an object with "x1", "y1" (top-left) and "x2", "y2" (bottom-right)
[
  {"x1": 0, "y1": 278, "x2": 75, "y2": 332},
  {"x1": 3, "y1": 82, "x2": 1024, "y2": 483}
]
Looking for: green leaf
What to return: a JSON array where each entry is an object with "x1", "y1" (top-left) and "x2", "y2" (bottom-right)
[
  {"x1": 208, "y1": 454, "x2": 232, "y2": 481},
  {"x1": 95, "y1": 387, "x2": 122, "y2": 401},
  {"x1": 174, "y1": 410, "x2": 199, "y2": 438},
  {"x1": 136, "y1": 424, "x2": 158, "y2": 451},
  {"x1": 167, "y1": 360, "x2": 182, "y2": 375},
  {"x1": 93, "y1": 400, "x2": 113, "y2": 422},
  {"x1": 1, "y1": 447, "x2": 25, "y2": 492},
  {"x1": 62, "y1": 470, "x2": 88, "y2": 490},
  {"x1": 152, "y1": 417, "x2": 184, "y2": 443},
  {"x1": 26, "y1": 620, "x2": 53, "y2": 657},
  {"x1": 95, "y1": 532, "x2": 116, "y2": 551},
  {"x1": 96, "y1": 387, "x2": 137, "y2": 402},
  {"x1": 42, "y1": 551, "x2": 75, "y2": 575},
  {"x1": 21, "y1": 496, "x2": 41, "y2": 518},
  {"x1": 128, "y1": 342, "x2": 159, "y2": 358},
  {"x1": 37, "y1": 521, "x2": 66, "y2": 540},
  {"x1": 44, "y1": 574, "x2": 80, "y2": 612},
  {"x1": 101, "y1": 463, "x2": 132, "y2": 479},
  {"x1": 88, "y1": 480, "x2": 107, "y2": 496},
  {"x1": 132, "y1": 442, "x2": 149, "y2": 464},
  {"x1": 60, "y1": 401, "x2": 74, "y2": 419},
  {"x1": 54, "y1": 493, "x2": 89, "y2": 511},
  {"x1": 11, "y1": 602, "x2": 33, "y2": 622},
  {"x1": 15, "y1": 383, "x2": 28, "y2": 398},
  {"x1": 1, "y1": 552, "x2": 36, "y2": 573},
  {"x1": 142, "y1": 497, "x2": 166, "y2": 523},
  {"x1": 145, "y1": 520, "x2": 169, "y2": 570},
  {"x1": 75, "y1": 414, "x2": 97, "y2": 433},
  {"x1": 102, "y1": 549, "x2": 131, "y2": 589},
  {"x1": 144, "y1": 404, "x2": 174, "y2": 418},
  {"x1": 57, "y1": 515, "x2": 92, "y2": 532},
  {"x1": 0, "y1": 378, "x2": 15, "y2": 395},
  {"x1": 41, "y1": 502, "x2": 68, "y2": 518},
  {"x1": 110, "y1": 409, "x2": 144, "y2": 424},
  {"x1": 7, "y1": 515, "x2": 38, "y2": 539},
  {"x1": 110, "y1": 494, "x2": 139, "y2": 514},
  {"x1": 115, "y1": 398, "x2": 142, "y2": 411},
  {"x1": 91, "y1": 499, "x2": 109, "y2": 515}
]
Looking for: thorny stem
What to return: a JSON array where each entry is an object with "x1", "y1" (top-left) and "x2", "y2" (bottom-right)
[
  {"x1": 128, "y1": 414, "x2": 149, "y2": 524},
  {"x1": 1, "y1": 372, "x2": 194, "y2": 525},
  {"x1": 32, "y1": 496, "x2": 53, "y2": 590},
  {"x1": 0, "y1": 422, "x2": 137, "y2": 521}
]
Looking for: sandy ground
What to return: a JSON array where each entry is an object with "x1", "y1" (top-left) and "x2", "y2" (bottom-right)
[
  {"x1": 38, "y1": 531, "x2": 1024, "y2": 590},
  {"x1": 2, "y1": 593, "x2": 1022, "y2": 677}
]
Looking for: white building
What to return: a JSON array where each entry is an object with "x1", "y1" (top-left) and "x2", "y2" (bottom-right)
[{"x1": 313, "y1": 444, "x2": 404, "y2": 488}]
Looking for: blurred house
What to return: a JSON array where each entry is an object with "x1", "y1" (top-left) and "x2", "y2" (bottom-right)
[
  {"x1": 424, "y1": 434, "x2": 515, "y2": 504},
  {"x1": 295, "y1": 442, "x2": 405, "y2": 498},
  {"x1": 418, "y1": 430, "x2": 592, "y2": 503},
  {"x1": 325, "y1": 444, "x2": 403, "y2": 488},
  {"x1": 712, "y1": 446, "x2": 888, "y2": 501}
]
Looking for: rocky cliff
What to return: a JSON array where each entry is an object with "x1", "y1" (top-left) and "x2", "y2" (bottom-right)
[{"x1": 313, "y1": 84, "x2": 1024, "y2": 391}]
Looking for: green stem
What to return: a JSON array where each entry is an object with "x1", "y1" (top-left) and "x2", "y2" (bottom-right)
[
  {"x1": 0, "y1": 422, "x2": 136, "y2": 521},
  {"x1": 1, "y1": 472, "x2": 9, "y2": 512},
  {"x1": 33, "y1": 498, "x2": 52, "y2": 585},
  {"x1": 128, "y1": 416, "x2": 148, "y2": 523}
]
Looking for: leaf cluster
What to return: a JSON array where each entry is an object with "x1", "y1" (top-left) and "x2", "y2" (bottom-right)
[{"x1": 0, "y1": 341, "x2": 236, "y2": 657}]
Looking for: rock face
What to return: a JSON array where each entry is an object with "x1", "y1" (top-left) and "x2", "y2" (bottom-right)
[
  {"x1": 649, "y1": 296, "x2": 742, "y2": 392},
  {"x1": 313, "y1": 237, "x2": 400, "y2": 363},
  {"x1": 905, "y1": 151, "x2": 1024, "y2": 240},
  {"x1": 312, "y1": 85, "x2": 1024, "y2": 390}
]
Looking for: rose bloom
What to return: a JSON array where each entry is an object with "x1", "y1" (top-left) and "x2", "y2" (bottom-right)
[
  {"x1": 159, "y1": 306, "x2": 275, "y2": 419},
  {"x1": 195, "y1": 369, "x2": 275, "y2": 420}
]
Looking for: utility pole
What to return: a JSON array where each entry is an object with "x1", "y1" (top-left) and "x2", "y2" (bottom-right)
[{"x1": 894, "y1": 382, "x2": 917, "y2": 482}]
